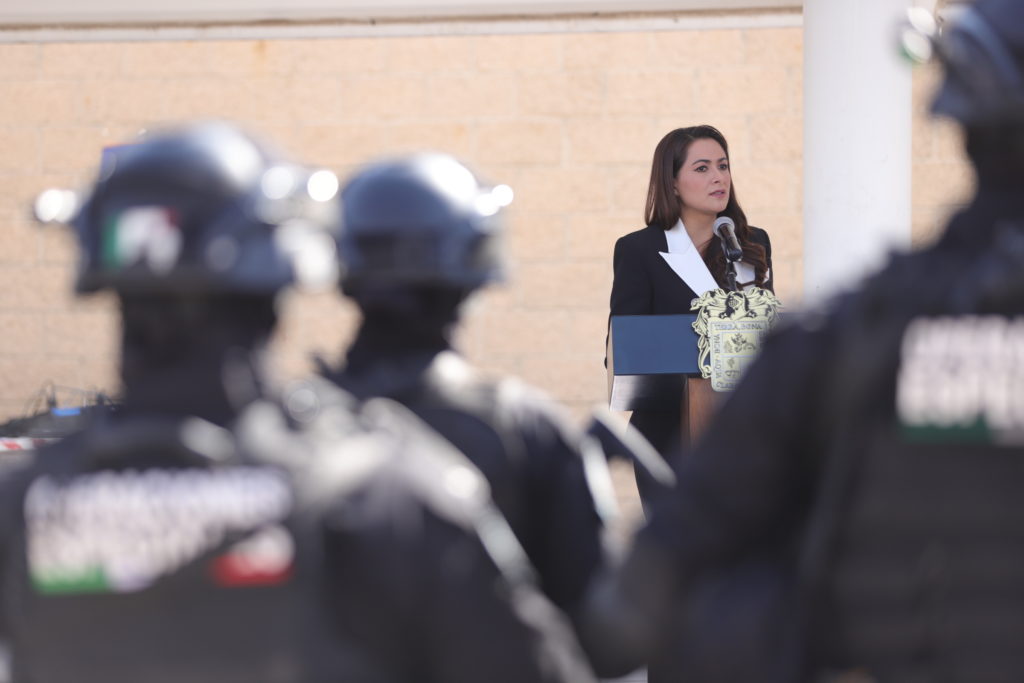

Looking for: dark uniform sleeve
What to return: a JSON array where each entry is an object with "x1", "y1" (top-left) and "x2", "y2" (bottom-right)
[
  {"x1": 517, "y1": 400, "x2": 608, "y2": 615},
  {"x1": 325, "y1": 472, "x2": 597, "y2": 683}
]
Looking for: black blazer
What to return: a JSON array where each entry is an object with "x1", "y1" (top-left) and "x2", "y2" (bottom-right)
[
  {"x1": 605, "y1": 224, "x2": 773, "y2": 464},
  {"x1": 609, "y1": 224, "x2": 773, "y2": 319}
]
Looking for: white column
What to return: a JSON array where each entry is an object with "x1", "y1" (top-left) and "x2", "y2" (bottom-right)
[{"x1": 803, "y1": 0, "x2": 913, "y2": 304}]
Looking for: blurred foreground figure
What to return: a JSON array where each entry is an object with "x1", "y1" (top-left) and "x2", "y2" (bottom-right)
[
  {"x1": 324, "y1": 152, "x2": 624, "y2": 675},
  {"x1": 584, "y1": 2, "x2": 1024, "y2": 681},
  {"x1": 2, "y1": 122, "x2": 594, "y2": 683}
]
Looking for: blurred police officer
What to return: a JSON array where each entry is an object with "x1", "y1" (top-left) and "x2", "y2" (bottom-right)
[
  {"x1": 583, "y1": 2, "x2": 1024, "y2": 681},
  {"x1": 1, "y1": 121, "x2": 595, "y2": 683},
  {"x1": 323, "y1": 152, "x2": 621, "y2": 673}
]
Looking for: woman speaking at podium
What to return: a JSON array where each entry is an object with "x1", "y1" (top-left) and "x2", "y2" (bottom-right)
[{"x1": 608, "y1": 125, "x2": 774, "y2": 500}]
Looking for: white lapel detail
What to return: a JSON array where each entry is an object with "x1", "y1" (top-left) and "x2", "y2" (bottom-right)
[
  {"x1": 736, "y1": 262, "x2": 755, "y2": 289},
  {"x1": 736, "y1": 263, "x2": 772, "y2": 291},
  {"x1": 658, "y1": 219, "x2": 718, "y2": 296}
]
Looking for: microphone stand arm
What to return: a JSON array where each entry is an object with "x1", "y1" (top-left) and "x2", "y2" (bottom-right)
[{"x1": 721, "y1": 243, "x2": 740, "y2": 292}]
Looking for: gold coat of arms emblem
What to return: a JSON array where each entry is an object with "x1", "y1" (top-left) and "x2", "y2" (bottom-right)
[{"x1": 691, "y1": 287, "x2": 782, "y2": 392}]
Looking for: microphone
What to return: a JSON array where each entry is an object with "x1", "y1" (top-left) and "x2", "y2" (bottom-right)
[{"x1": 713, "y1": 216, "x2": 743, "y2": 262}]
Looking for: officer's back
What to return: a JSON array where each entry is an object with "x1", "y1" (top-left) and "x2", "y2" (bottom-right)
[
  {"x1": 324, "y1": 153, "x2": 613, "y2": 638},
  {"x1": 4, "y1": 390, "x2": 591, "y2": 683},
  {"x1": 814, "y1": 3, "x2": 1024, "y2": 678},
  {"x1": 2, "y1": 122, "x2": 595, "y2": 683}
]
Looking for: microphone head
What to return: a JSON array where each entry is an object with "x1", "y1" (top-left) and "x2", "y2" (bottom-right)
[{"x1": 713, "y1": 216, "x2": 735, "y2": 236}]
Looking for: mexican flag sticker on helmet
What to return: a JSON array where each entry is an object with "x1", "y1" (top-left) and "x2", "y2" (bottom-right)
[{"x1": 102, "y1": 206, "x2": 183, "y2": 275}]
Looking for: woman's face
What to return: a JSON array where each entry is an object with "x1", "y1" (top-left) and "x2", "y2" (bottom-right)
[{"x1": 673, "y1": 137, "x2": 731, "y2": 218}]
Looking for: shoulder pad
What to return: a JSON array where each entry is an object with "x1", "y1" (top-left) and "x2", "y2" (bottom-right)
[{"x1": 360, "y1": 397, "x2": 538, "y2": 585}]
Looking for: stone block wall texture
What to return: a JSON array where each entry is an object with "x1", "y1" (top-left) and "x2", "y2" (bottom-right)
[{"x1": 0, "y1": 25, "x2": 970, "y2": 422}]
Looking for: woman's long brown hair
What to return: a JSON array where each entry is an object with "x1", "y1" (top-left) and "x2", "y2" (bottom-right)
[{"x1": 644, "y1": 125, "x2": 770, "y2": 289}]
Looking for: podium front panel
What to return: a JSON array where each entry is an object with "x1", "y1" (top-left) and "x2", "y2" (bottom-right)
[
  {"x1": 609, "y1": 315, "x2": 700, "y2": 375},
  {"x1": 607, "y1": 314, "x2": 701, "y2": 412}
]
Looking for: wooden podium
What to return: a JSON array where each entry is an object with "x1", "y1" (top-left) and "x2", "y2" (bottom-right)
[{"x1": 607, "y1": 314, "x2": 722, "y2": 446}]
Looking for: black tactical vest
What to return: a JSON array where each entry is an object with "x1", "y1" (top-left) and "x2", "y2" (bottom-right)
[
  {"x1": 812, "y1": 223, "x2": 1024, "y2": 681},
  {"x1": 1, "y1": 411, "x2": 391, "y2": 683}
]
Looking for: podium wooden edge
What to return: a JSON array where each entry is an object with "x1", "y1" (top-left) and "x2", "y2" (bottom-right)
[{"x1": 683, "y1": 377, "x2": 717, "y2": 447}]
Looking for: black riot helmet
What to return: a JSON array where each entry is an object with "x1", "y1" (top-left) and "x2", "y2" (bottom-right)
[
  {"x1": 64, "y1": 121, "x2": 340, "y2": 296},
  {"x1": 337, "y1": 153, "x2": 511, "y2": 294},
  {"x1": 926, "y1": 0, "x2": 1024, "y2": 130},
  {"x1": 901, "y1": 0, "x2": 1024, "y2": 181}
]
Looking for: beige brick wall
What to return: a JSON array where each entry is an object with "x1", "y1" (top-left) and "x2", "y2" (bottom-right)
[
  {"x1": 912, "y1": 61, "x2": 975, "y2": 246},
  {"x1": 0, "y1": 25, "x2": 971, "y2": 424}
]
